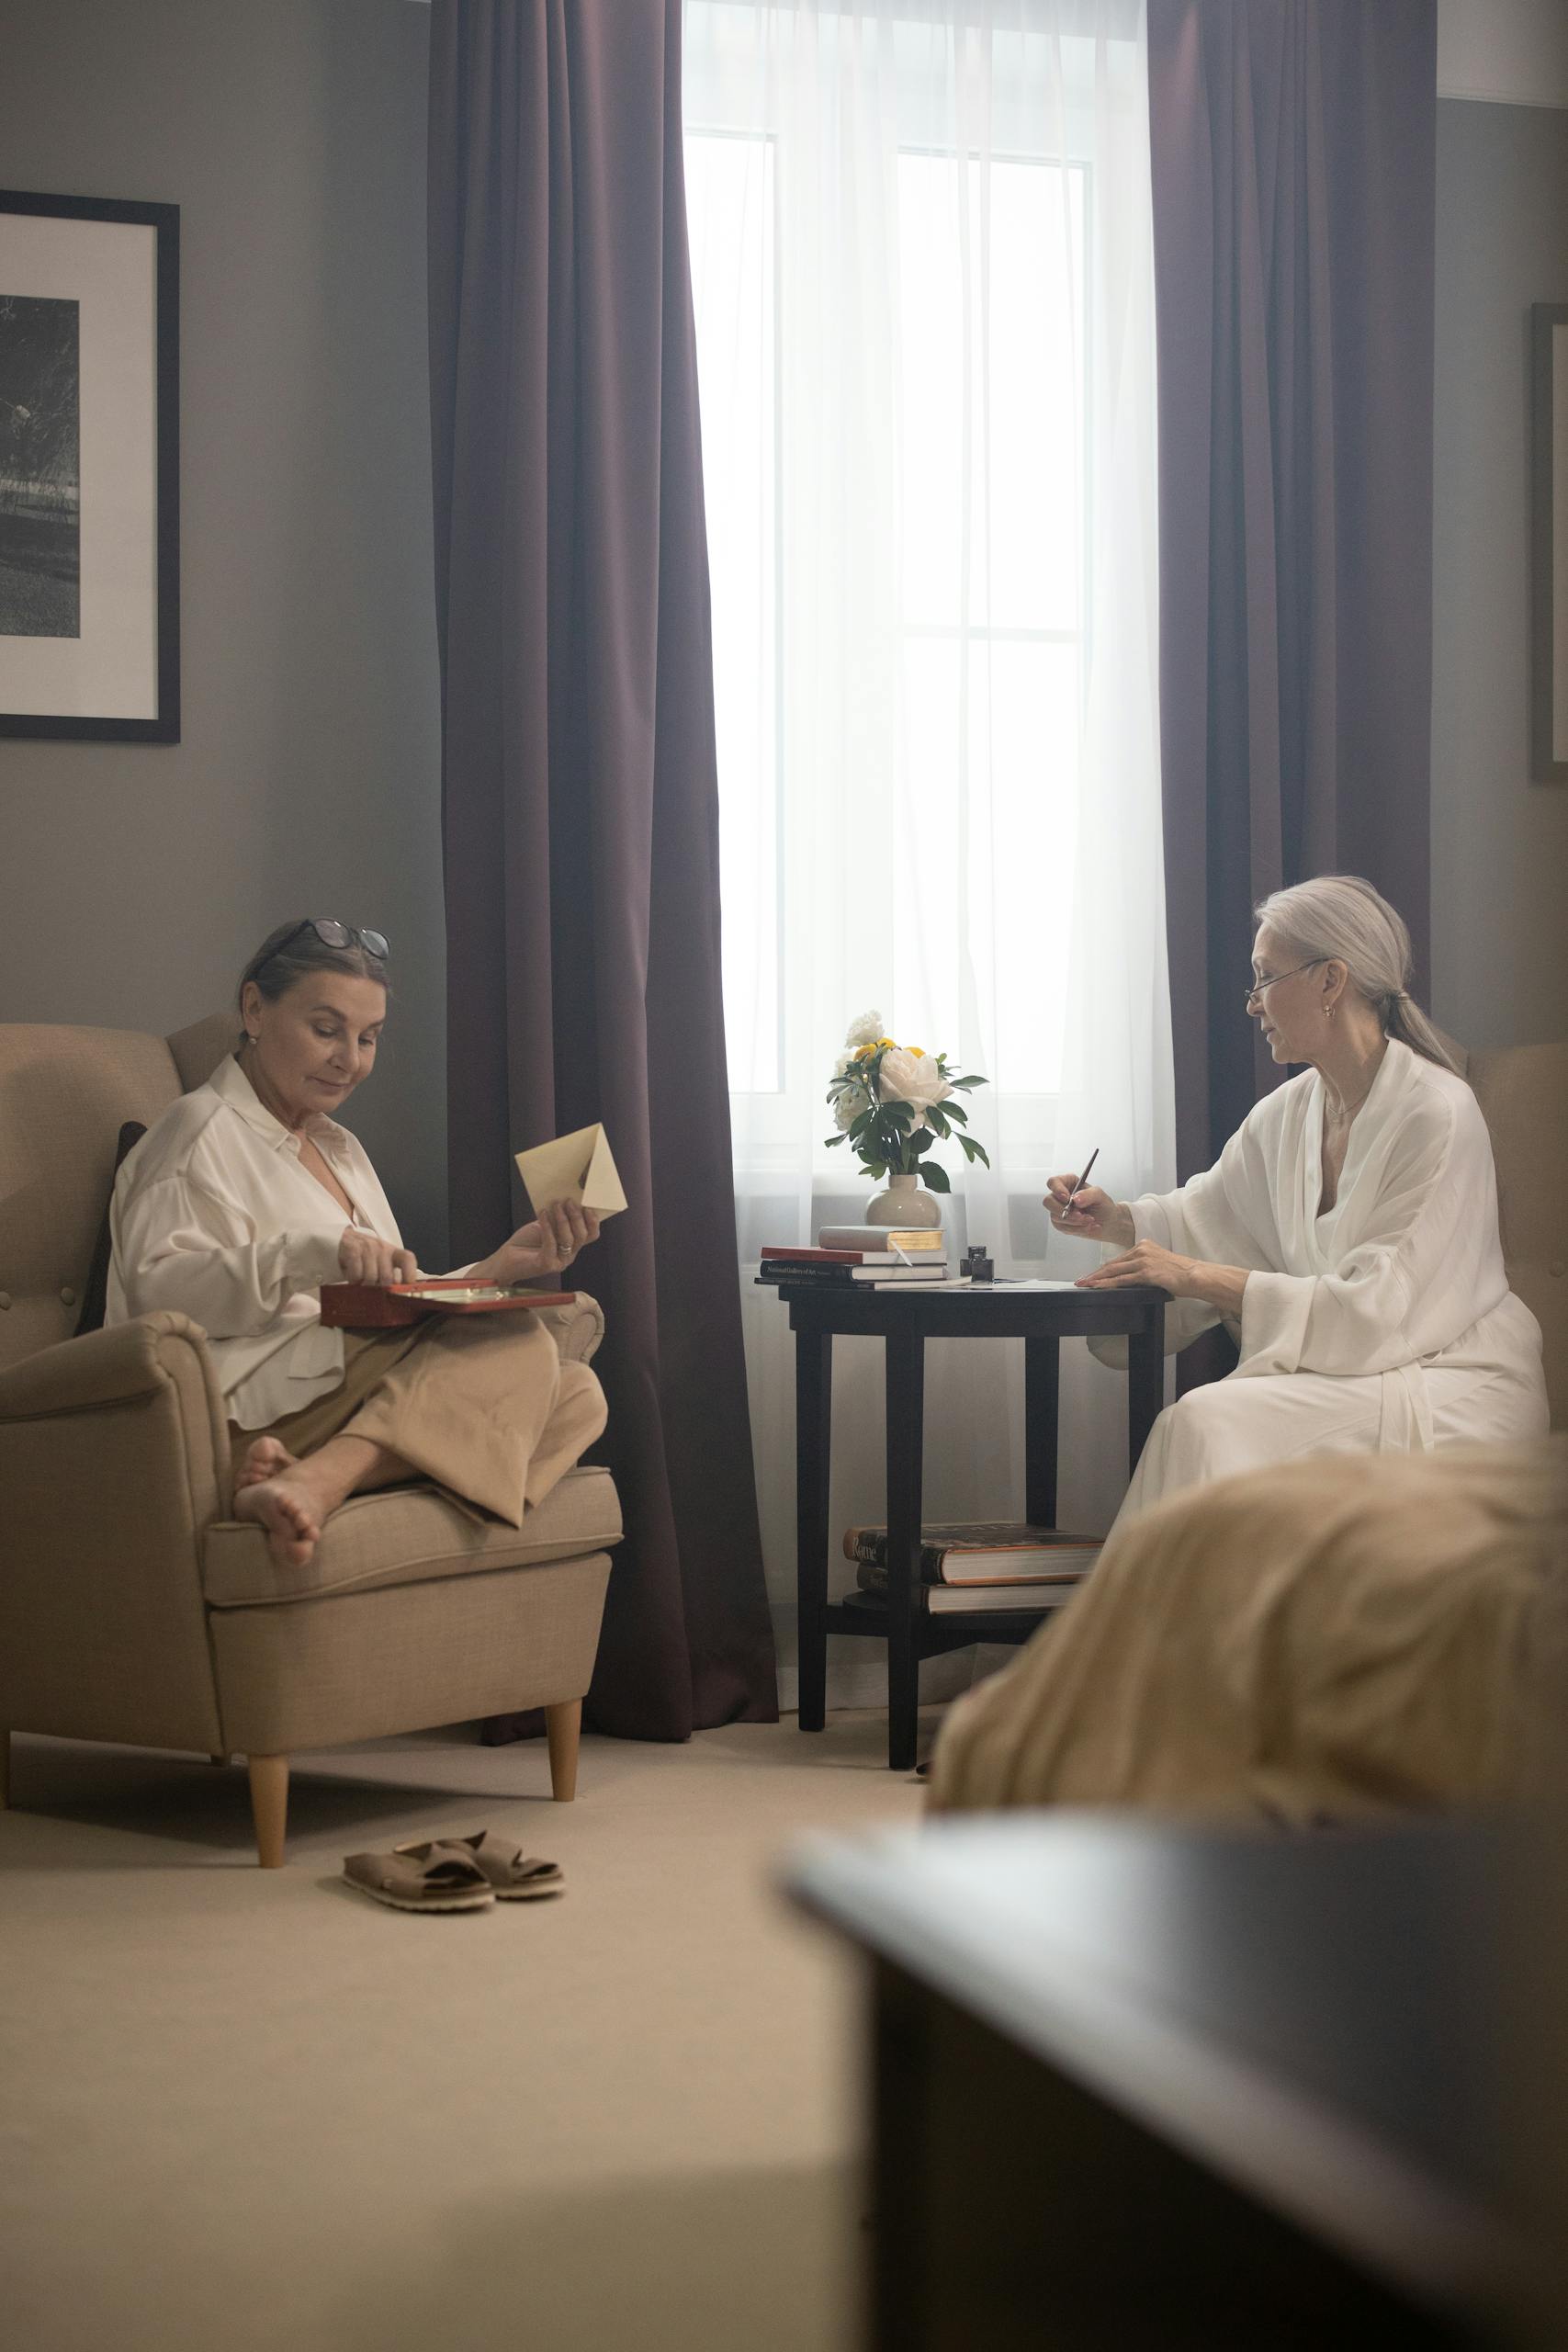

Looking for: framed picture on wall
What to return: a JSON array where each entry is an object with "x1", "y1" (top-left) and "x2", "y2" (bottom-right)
[
  {"x1": 0, "y1": 188, "x2": 179, "y2": 741},
  {"x1": 1533, "y1": 301, "x2": 1568, "y2": 784}
]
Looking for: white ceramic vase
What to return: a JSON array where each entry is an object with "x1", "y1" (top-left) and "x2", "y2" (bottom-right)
[{"x1": 864, "y1": 1170, "x2": 943, "y2": 1229}]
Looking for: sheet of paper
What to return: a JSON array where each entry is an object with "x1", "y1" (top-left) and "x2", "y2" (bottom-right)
[
  {"x1": 874, "y1": 1276, "x2": 1083, "y2": 1292},
  {"x1": 514, "y1": 1123, "x2": 628, "y2": 1220}
]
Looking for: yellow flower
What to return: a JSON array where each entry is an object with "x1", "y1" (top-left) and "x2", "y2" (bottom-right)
[
  {"x1": 907, "y1": 1045, "x2": 923, "y2": 1058},
  {"x1": 853, "y1": 1043, "x2": 877, "y2": 1062},
  {"x1": 877, "y1": 1035, "x2": 897, "y2": 1049}
]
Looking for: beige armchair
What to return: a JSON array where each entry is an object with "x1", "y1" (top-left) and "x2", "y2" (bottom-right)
[
  {"x1": 0, "y1": 1012, "x2": 621, "y2": 1865},
  {"x1": 1462, "y1": 1042, "x2": 1568, "y2": 1427}
]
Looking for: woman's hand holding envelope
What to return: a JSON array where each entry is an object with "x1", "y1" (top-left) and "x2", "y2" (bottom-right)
[{"x1": 472, "y1": 1198, "x2": 601, "y2": 1289}]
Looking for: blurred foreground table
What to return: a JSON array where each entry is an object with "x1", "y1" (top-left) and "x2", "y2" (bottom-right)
[{"x1": 790, "y1": 1814, "x2": 1529, "y2": 2351}]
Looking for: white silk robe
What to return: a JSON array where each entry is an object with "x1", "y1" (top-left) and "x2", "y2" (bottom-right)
[{"x1": 1111, "y1": 1041, "x2": 1550, "y2": 1526}]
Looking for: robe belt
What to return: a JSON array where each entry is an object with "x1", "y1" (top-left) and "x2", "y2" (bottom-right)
[{"x1": 1376, "y1": 1361, "x2": 1435, "y2": 1453}]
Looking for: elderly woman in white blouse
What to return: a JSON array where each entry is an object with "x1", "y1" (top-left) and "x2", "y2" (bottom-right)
[
  {"x1": 107, "y1": 919, "x2": 606, "y2": 1569},
  {"x1": 1045, "y1": 875, "x2": 1549, "y2": 1527}
]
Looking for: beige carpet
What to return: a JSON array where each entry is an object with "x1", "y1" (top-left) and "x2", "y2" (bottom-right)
[{"x1": 0, "y1": 1714, "x2": 929, "y2": 2352}]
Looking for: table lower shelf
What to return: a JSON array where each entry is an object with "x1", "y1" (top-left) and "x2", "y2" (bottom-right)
[{"x1": 824, "y1": 1597, "x2": 1059, "y2": 1655}]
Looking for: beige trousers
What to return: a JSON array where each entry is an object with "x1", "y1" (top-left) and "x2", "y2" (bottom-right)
[{"x1": 231, "y1": 1313, "x2": 607, "y2": 1528}]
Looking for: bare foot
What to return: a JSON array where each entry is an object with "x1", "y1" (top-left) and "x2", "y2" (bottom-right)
[
  {"x1": 233, "y1": 1436, "x2": 298, "y2": 1500},
  {"x1": 234, "y1": 1475, "x2": 323, "y2": 1570}
]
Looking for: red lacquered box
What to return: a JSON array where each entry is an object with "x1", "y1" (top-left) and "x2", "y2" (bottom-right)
[{"x1": 320, "y1": 1279, "x2": 578, "y2": 1329}]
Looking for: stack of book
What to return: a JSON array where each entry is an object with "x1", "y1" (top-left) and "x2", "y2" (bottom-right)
[
  {"x1": 756, "y1": 1226, "x2": 949, "y2": 1288},
  {"x1": 842, "y1": 1521, "x2": 1103, "y2": 1615}
]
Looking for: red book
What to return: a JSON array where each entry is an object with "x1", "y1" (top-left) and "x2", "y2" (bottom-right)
[{"x1": 320, "y1": 1279, "x2": 577, "y2": 1329}]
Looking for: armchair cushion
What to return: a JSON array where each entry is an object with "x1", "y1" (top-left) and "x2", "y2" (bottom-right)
[{"x1": 201, "y1": 1462, "x2": 622, "y2": 1608}]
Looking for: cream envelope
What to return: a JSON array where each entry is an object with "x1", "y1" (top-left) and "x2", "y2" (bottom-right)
[{"x1": 514, "y1": 1123, "x2": 628, "y2": 1220}]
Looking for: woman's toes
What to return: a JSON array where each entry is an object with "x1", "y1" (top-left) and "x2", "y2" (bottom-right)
[
  {"x1": 276, "y1": 1487, "x2": 319, "y2": 1540},
  {"x1": 234, "y1": 1477, "x2": 321, "y2": 1569},
  {"x1": 234, "y1": 1437, "x2": 298, "y2": 1497}
]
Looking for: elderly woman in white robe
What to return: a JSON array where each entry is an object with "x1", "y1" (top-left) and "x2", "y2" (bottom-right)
[{"x1": 1046, "y1": 875, "x2": 1549, "y2": 1528}]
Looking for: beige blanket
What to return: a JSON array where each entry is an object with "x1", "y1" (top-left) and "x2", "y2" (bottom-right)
[{"x1": 928, "y1": 1440, "x2": 1568, "y2": 1823}]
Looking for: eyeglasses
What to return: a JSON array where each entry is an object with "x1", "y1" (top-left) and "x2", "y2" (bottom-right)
[
  {"x1": 274, "y1": 918, "x2": 389, "y2": 963},
  {"x1": 1244, "y1": 957, "x2": 1324, "y2": 1008}
]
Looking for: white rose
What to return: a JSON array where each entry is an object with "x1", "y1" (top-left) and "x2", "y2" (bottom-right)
[
  {"x1": 832, "y1": 1090, "x2": 860, "y2": 1133},
  {"x1": 831, "y1": 1051, "x2": 853, "y2": 1078},
  {"x1": 879, "y1": 1046, "x2": 952, "y2": 1112},
  {"x1": 843, "y1": 1010, "x2": 886, "y2": 1050}
]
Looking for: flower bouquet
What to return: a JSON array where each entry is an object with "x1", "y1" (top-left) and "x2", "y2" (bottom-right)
[{"x1": 823, "y1": 1011, "x2": 989, "y2": 1198}]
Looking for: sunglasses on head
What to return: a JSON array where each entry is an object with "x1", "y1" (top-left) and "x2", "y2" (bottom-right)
[{"x1": 276, "y1": 918, "x2": 389, "y2": 962}]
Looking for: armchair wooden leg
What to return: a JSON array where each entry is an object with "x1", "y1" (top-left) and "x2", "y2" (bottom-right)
[
  {"x1": 247, "y1": 1755, "x2": 289, "y2": 1867},
  {"x1": 545, "y1": 1700, "x2": 581, "y2": 1803}
]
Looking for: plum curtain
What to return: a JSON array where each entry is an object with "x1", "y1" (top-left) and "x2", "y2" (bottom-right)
[
  {"x1": 1146, "y1": 0, "x2": 1438, "y2": 1182},
  {"x1": 427, "y1": 0, "x2": 778, "y2": 1737}
]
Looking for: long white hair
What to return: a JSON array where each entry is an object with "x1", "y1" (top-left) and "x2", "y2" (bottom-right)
[{"x1": 1254, "y1": 876, "x2": 1462, "y2": 1076}]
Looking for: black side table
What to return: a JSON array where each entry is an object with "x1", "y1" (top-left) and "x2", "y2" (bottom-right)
[{"x1": 773, "y1": 1281, "x2": 1168, "y2": 1770}]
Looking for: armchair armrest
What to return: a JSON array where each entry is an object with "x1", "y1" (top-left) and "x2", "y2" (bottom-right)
[
  {"x1": 532, "y1": 1289, "x2": 605, "y2": 1365},
  {"x1": 0, "y1": 1311, "x2": 231, "y2": 1752},
  {"x1": 0, "y1": 1310, "x2": 217, "y2": 1420}
]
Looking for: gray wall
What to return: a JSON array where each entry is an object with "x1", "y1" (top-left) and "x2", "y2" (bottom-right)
[
  {"x1": 0, "y1": 0, "x2": 449, "y2": 1263},
  {"x1": 1431, "y1": 96, "x2": 1568, "y2": 1050}
]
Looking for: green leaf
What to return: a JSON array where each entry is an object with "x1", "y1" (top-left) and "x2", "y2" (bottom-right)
[
  {"x1": 942, "y1": 1102, "x2": 968, "y2": 1126},
  {"x1": 919, "y1": 1162, "x2": 952, "y2": 1193},
  {"x1": 908, "y1": 1128, "x2": 933, "y2": 1156},
  {"x1": 824, "y1": 1134, "x2": 844, "y2": 1148}
]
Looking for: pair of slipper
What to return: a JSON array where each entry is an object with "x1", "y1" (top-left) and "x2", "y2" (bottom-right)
[{"x1": 343, "y1": 1830, "x2": 563, "y2": 1914}]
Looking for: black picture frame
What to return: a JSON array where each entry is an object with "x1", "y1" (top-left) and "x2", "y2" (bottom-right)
[
  {"x1": 1532, "y1": 301, "x2": 1568, "y2": 785},
  {"x1": 0, "y1": 187, "x2": 179, "y2": 742}
]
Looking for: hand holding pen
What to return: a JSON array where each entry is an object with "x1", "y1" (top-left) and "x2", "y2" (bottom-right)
[{"x1": 1043, "y1": 1149, "x2": 1134, "y2": 1248}]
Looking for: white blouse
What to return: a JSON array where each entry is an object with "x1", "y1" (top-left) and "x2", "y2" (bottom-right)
[{"x1": 106, "y1": 1052, "x2": 408, "y2": 1430}]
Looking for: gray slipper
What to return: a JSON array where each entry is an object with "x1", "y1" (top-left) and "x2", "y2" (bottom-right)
[
  {"x1": 446, "y1": 1830, "x2": 565, "y2": 1901},
  {"x1": 343, "y1": 1839, "x2": 494, "y2": 1913}
]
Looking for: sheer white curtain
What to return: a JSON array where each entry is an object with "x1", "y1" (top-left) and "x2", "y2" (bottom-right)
[{"x1": 684, "y1": 0, "x2": 1175, "y2": 1703}]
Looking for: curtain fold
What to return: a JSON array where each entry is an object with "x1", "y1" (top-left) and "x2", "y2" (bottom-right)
[
  {"x1": 428, "y1": 0, "x2": 778, "y2": 1739},
  {"x1": 1146, "y1": 0, "x2": 1437, "y2": 1183}
]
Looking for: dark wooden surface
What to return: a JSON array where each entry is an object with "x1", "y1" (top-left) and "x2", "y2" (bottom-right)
[
  {"x1": 789, "y1": 1815, "x2": 1523, "y2": 2351},
  {"x1": 773, "y1": 1280, "x2": 1168, "y2": 1769}
]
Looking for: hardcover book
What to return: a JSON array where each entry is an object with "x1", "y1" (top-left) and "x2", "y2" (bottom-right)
[
  {"x1": 842, "y1": 1520, "x2": 1103, "y2": 1585},
  {"x1": 757, "y1": 1260, "x2": 946, "y2": 1284},
  {"x1": 761, "y1": 1243, "x2": 949, "y2": 1267},
  {"x1": 817, "y1": 1224, "x2": 945, "y2": 1252},
  {"x1": 846, "y1": 1571, "x2": 1078, "y2": 1616}
]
